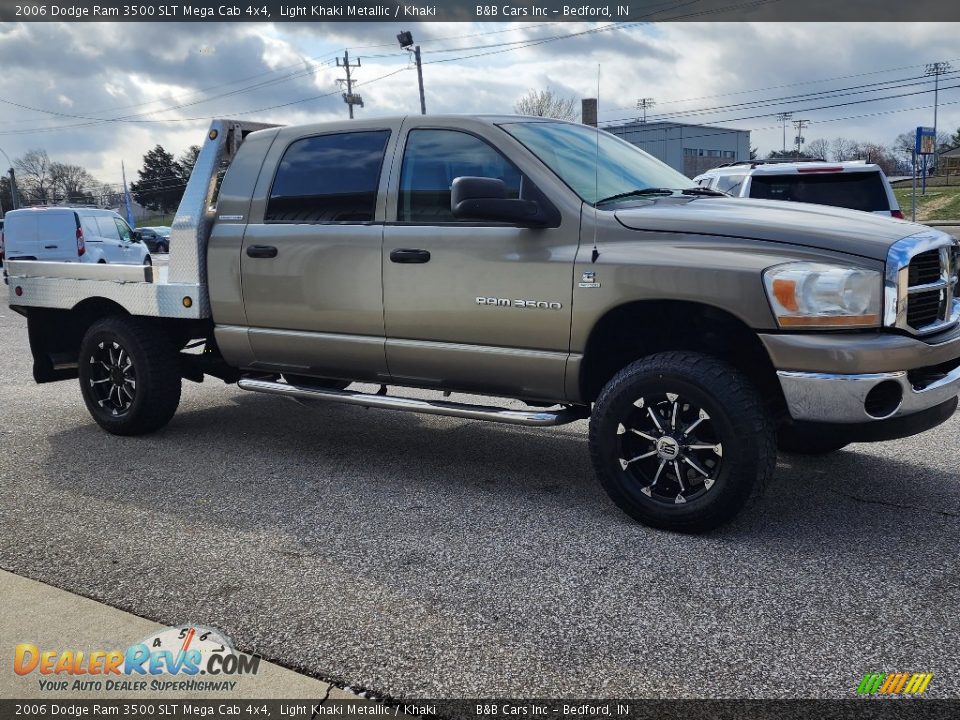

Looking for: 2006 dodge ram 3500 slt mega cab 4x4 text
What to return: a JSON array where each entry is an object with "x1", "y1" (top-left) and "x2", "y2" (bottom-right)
[{"x1": 7, "y1": 117, "x2": 960, "y2": 532}]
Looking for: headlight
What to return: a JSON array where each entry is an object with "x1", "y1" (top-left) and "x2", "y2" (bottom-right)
[{"x1": 763, "y1": 262, "x2": 881, "y2": 328}]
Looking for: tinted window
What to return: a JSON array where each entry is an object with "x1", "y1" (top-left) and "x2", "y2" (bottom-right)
[
  {"x1": 398, "y1": 129, "x2": 522, "y2": 222},
  {"x1": 95, "y1": 217, "x2": 121, "y2": 240},
  {"x1": 266, "y1": 130, "x2": 390, "y2": 223},
  {"x1": 748, "y1": 172, "x2": 889, "y2": 211}
]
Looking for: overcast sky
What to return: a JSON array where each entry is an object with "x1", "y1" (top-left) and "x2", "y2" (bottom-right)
[{"x1": 0, "y1": 21, "x2": 957, "y2": 189}]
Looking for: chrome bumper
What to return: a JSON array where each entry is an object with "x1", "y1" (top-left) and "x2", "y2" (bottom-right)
[{"x1": 777, "y1": 365, "x2": 960, "y2": 424}]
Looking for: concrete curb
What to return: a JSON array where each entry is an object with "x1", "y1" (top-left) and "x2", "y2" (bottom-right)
[{"x1": 0, "y1": 569, "x2": 362, "y2": 702}]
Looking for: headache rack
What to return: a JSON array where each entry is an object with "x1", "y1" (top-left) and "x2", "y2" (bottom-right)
[{"x1": 6, "y1": 119, "x2": 279, "y2": 319}]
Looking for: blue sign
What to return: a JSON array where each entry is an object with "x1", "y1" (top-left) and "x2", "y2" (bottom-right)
[{"x1": 916, "y1": 126, "x2": 936, "y2": 155}]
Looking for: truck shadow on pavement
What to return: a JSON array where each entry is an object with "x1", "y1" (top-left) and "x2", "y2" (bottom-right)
[
  {"x1": 43, "y1": 390, "x2": 960, "y2": 546},
  {"x1": 27, "y1": 391, "x2": 960, "y2": 699}
]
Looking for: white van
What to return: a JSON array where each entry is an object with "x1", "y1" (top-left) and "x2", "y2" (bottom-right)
[{"x1": 3, "y1": 207, "x2": 151, "y2": 265}]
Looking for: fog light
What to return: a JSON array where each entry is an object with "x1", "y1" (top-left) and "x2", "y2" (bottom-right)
[
  {"x1": 15, "y1": 286, "x2": 23, "y2": 296},
  {"x1": 182, "y1": 296, "x2": 193, "y2": 308},
  {"x1": 864, "y1": 381, "x2": 903, "y2": 419}
]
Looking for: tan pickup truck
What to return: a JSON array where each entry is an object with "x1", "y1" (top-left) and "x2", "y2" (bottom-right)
[{"x1": 7, "y1": 116, "x2": 960, "y2": 532}]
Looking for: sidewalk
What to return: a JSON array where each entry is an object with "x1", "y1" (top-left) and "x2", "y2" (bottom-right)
[{"x1": 0, "y1": 570, "x2": 361, "y2": 701}]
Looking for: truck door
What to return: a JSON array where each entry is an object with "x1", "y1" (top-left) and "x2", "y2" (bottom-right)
[
  {"x1": 381, "y1": 124, "x2": 578, "y2": 401},
  {"x1": 239, "y1": 127, "x2": 394, "y2": 382}
]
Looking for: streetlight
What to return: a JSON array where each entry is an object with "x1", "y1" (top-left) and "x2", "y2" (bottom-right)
[
  {"x1": 0, "y1": 145, "x2": 19, "y2": 210},
  {"x1": 397, "y1": 30, "x2": 426, "y2": 115},
  {"x1": 925, "y1": 61, "x2": 952, "y2": 176}
]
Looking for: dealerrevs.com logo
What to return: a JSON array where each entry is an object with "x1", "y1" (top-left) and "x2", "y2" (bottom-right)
[
  {"x1": 857, "y1": 672, "x2": 934, "y2": 696},
  {"x1": 13, "y1": 624, "x2": 260, "y2": 693}
]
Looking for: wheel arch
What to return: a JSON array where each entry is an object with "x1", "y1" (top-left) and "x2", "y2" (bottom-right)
[
  {"x1": 25, "y1": 299, "x2": 130, "y2": 383},
  {"x1": 578, "y1": 299, "x2": 786, "y2": 418}
]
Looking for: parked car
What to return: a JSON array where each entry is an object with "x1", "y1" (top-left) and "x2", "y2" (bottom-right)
[
  {"x1": 694, "y1": 160, "x2": 904, "y2": 218},
  {"x1": 136, "y1": 226, "x2": 171, "y2": 253},
  {"x1": 0, "y1": 218, "x2": 5, "y2": 265},
  {"x1": 3, "y1": 207, "x2": 151, "y2": 265}
]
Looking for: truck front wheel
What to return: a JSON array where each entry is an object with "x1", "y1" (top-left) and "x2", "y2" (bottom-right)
[
  {"x1": 589, "y1": 352, "x2": 776, "y2": 533},
  {"x1": 78, "y1": 316, "x2": 182, "y2": 435}
]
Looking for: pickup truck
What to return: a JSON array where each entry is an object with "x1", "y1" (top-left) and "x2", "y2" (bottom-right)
[{"x1": 6, "y1": 116, "x2": 960, "y2": 533}]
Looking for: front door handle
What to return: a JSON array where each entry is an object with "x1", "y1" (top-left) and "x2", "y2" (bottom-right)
[
  {"x1": 246, "y1": 245, "x2": 278, "y2": 259},
  {"x1": 390, "y1": 248, "x2": 431, "y2": 264},
  {"x1": 43, "y1": 245, "x2": 58, "y2": 249}
]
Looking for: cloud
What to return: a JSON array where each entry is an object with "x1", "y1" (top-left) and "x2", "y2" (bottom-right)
[{"x1": 0, "y1": 20, "x2": 956, "y2": 189}]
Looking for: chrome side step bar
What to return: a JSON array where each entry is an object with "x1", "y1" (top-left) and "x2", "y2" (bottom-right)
[{"x1": 237, "y1": 377, "x2": 589, "y2": 427}]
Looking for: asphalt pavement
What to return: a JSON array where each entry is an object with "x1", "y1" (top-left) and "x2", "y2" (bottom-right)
[{"x1": 0, "y1": 289, "x2": 958, "y2": 700}]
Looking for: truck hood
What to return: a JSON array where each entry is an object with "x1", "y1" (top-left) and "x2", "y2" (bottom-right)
[{"x1": 614, "y1": 197, "x2": 924, "y2": 261}]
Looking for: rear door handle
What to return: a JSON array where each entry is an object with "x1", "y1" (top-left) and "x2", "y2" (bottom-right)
[
  {"x1": 43, "y1": 245, "x2": 58, "y2": 249},
  {"x1": 389, "y1": 248, "x2": 431, "y2": 264},
  {"x1": 246, "y1": 245, "x2": 278, "y2": 259}
]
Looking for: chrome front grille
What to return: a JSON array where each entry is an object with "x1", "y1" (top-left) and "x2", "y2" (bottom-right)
[{"x1": 885, "y1": 232, "x2": 960, "y2": 336}]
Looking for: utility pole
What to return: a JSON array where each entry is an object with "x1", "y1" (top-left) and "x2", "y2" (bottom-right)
[
  {"x1": 636, "y1": 97, "x2": 656, "y2": 124},
  {"x1": 7, "y1": 169, "x2": 19, "y2": 210},
  {"x1": 792, "y1": 118, "x2": 809, "y2": 157},
  {"x1": 925, "y1": 61, "x2": 952, "y2": 176},
  {"x1": 397, "y1": 31, "x2": 426, "y2": 115},
  {"x1": 776, "y1": 112, "x2": 792, "y2": 153},
  {"x1": 336, "y1": 50, "x2": 363, "y2": 119}
]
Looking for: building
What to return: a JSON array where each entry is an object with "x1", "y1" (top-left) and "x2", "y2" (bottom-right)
[
  {"x1": 941, "y1": 146, "x2": 960, "y2": 176},
  {"x1": 606, "y1": 121, "x2": 751, "y2": 178}
]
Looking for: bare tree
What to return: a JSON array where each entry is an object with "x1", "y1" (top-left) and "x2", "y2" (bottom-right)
[
  {"x1": 831, "y1": 137, "x2": 857, "y2": 162},
  {"x1": 14, "y1": 149, "x2": 53, "y2": 205},
  {"x1": 50, "y1": 162, "x2": 97, "y2": 204},
  {"x1": 514, "y1": 88, "x2": 579, "y2": 121},
  {"x1": 806, "y1": 138, "x2": 831, "y2": 161}
]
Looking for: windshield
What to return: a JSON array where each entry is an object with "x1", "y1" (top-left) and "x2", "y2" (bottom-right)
[{"x1": 501, "y1": 121, "x2": 693, "y2": 205}]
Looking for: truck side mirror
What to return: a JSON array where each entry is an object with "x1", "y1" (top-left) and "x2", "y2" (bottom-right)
[{"x1": 451, "y1": 176, "x2": 549, "y2": 227}]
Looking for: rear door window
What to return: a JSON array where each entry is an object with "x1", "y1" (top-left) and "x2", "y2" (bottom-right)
[
  {"x1": 37, "y1": 212, "x2": 72, "y2": 241},
  {"x1": 5, "y1": 213, "x2": 39, "y2": 246},
  {"x1": 266, "y1": 130, "x2": 390, "y2": 223},
  {"x1": 748, "y1": 172, "x2": 889, "y2": 211}
]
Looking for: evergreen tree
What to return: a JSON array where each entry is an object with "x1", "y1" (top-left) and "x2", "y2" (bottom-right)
[{"x1": 131, "y1": 145, "x2": 183, "y2": 213}]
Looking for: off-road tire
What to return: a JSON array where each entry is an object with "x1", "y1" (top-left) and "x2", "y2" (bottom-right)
[
  {"x1": 589, "y1": 351, "x2": 776, "y2": 533},
  {"x1": 78, "y1": 315, "x2": 182, "y2": 435}
]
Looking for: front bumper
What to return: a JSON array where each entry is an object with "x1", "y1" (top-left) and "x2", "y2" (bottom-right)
[{"x1": 777, "y1": 363, "x2": 960, "y2": 424}]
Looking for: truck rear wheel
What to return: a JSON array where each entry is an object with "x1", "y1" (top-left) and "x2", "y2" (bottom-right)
[
  {"x1": 589, "y1": 351, "x2": 776, "y2": 533},
  {"x1": 78, "y1": 316, "x2": 182, "y2": 436}
]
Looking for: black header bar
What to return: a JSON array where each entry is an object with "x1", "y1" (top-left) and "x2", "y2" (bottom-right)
[
  {"x1": 2, "y1": 0, "x2": 959, "y2": 22},
  {"x1": 2, "y1": 699, "x2": 958, "y2": 720}
]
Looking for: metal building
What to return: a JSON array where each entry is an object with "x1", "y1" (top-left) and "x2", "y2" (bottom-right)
[{"x1": 606, "y1": 121, "x2": 751, "y2": 178}]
